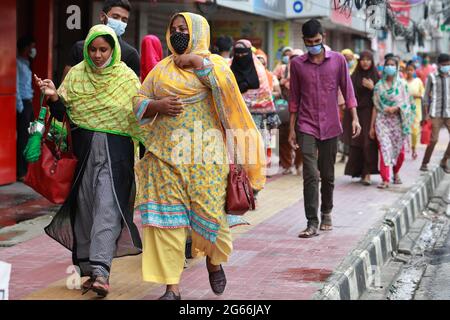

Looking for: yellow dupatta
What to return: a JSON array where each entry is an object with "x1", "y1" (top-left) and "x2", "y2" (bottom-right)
[{"x1": 136, "y1": 12, "x2": 266, "y2": 191}]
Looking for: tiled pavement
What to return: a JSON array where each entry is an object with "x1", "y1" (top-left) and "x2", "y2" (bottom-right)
[{"x1": 0, "y1": 135, "x2": 448, "y2": 300}]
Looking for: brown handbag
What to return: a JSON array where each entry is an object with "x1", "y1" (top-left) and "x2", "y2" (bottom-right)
[{"x1": 225, "y1": 163, "x2": 256, "y2": 215}]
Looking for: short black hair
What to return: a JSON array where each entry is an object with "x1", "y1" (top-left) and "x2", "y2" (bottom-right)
[
  {"x1": 302, "y1": 19, "x2": 323, "y2": 38},
  {"x1": 438, "y1": 53, "x2": 450, "y2": 64},
  {"x1": 216, "y1": 36, "x2": 233, "y2": 52},
  {"x1": 102, "y1": 0, "x2": 131, "y2": 14},
  {"x1": 17, "y1": 35, "x2": 35, "y2": 52}
]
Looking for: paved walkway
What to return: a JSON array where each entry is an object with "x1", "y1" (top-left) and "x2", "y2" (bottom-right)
[{"x1": 0, "y1": 134, "x2": 448, "y2": 300}]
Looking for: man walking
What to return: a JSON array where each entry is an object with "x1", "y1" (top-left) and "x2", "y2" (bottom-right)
[
  {"x1": 288, "y1": 19, "x2": 361, "y2": 238},
  {"x1": 16, "y1": 35, "x2": 36, "y2": 180},
  {"x1": 62, "y1": 0, "x2": 140, "y2": 79},
  {"x1": 420, "y1": 53, "x2": 450, "y2": 173}
]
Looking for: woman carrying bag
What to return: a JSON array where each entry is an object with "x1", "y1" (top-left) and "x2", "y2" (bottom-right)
[
  {"x1": 34, "y1": 24, "x2": 143, "y2": 298},
  {"x1": 133, "y1": 12, "x2": 266, "y2": 300}
]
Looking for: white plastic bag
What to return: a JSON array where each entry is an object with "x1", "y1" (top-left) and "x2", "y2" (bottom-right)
[{"x1": 0, "y1": 261, "x2": 12, "y2": 300}]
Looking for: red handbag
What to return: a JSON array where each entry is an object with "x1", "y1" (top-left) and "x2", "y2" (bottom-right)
[
  {"x1": 421, "y1": 120, "x2": 432, "y2": 145},
  {"x1": 225, "y1": 163, "x2": 256, "y2": 215},
  {"x1": 24, "y1": 112, "x2": 78, "y2": 204}
]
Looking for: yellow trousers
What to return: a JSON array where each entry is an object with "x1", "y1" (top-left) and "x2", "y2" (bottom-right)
[{"x1": 142, "y1": 216, "x2": 232, "y2": 284}]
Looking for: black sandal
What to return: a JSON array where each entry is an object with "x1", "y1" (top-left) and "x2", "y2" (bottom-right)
[
  {"x1": 158, "y1": 290, "x2": 181, "y2": 300},
  {"x1": 207, "y1": 258, "x2": 227, "y2": 295}
]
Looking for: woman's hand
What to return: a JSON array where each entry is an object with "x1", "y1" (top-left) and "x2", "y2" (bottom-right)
[
  {"x1": 34, "y1": 74, "x2": 58, "y2": 102},
  {"x1": 152, "y1": 96, "x2": 184, "y2": 117},
  {"x1": 362, "y1": 78, "x2": 375, "y2": 91},
  {"x1": 173, "y1": 54, "x2": 204, "y2": 69},
  {"x1": 369, "y1": 126, "x2": 376, "y2": 140}
]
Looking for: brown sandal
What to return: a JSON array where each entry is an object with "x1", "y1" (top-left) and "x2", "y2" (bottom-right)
[
  {"x1": 298, "y1": 226, "x2": 319, "y2": 238},
  {"x1": 320, "y1": 213, "x2": 333, "y2": 231},
  {"x1": 81, "y1": 275, "x2": 110, "y2": 298},
  {"x1": 81, "y1": 276, "x2": 94, "y2": 293}
]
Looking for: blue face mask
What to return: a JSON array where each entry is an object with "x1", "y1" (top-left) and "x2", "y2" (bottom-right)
[
  {"x1": 305, "y1": 43, "x2": 323, "y2": 56},
  {"x1": 348, "y1": 60, "x2": 355, "y2": 69},
  {"x1": 106, "y1": 16, "x2": 127, "y2": 37},
  {"x1": 377, "y1": 65, "x2": 384, "y2": 72},
  {"x1": 282, "y1": 56, "x2": 289, "y2": 64},
  {"x1": 384, "y1": 65, "x2": 397, "y2": 76},
  {"x1": 440, "y1": 65, "x2": 450, "y2": 74}
]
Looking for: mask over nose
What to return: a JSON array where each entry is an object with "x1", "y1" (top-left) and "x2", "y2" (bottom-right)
[
  {"x1": 440, "y1": 65, "x2": 450, "y2": 74},
  {"x1": 29, "y1": 48, "x2": 37, "y2": 59},
  {"x1": 305, "y1": 43, "x2": 323, "y2": 55},
  {"x1": 282, "y1": 56, "x2": 289, "y2": 64},
  {"x1": 106, "y1": 16, "x2": 127, "y2": 37},
  {"x1": 384, "y1": 65, "x2": 397, "y2": 76},
  {"x1": 170, "y1": 32, "x2": 190, "y2": 54}
]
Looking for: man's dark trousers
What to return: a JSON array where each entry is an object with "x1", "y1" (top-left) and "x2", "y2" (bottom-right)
[{"x1": 298, "y1": 132, "x2": 338, "y2": 228}]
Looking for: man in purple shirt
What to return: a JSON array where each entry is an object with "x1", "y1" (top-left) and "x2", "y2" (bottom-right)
[{"x1": 288, "y1": 19, "x2": 361, "y2": 238}]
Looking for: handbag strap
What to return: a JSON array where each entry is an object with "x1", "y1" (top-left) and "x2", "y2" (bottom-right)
[{"x1": 41, "y1": 95, "x2": 74, "y2": 155}]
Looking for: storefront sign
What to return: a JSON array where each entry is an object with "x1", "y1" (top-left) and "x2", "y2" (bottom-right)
[
  {"x1": 273, "y1": 21, "x2": 290, "y2": 61},
  {"x1": 286, "y1": 0, "x2": 328, "y2": 19},
  {"x1": 253, "y1": 0, "x2": 285, "y2": 19}
]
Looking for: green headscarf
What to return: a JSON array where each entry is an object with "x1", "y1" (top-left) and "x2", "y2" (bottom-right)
[{"x1": 57, "y1": 24, "x2": 143, "y2": 142}]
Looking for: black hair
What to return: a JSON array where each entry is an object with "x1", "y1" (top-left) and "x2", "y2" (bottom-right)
[
  {"x1": 102, "y1": 34, "x2": 115, "y2": 48},
  {"x1": 302, "y1": 19, "x2": 324, "y2": 38},
  {"x1": 384, "y1": 53, "x2": 395, "y2": 60},
  {"x1": 384, "y1": 56, "x2": 399, "y2": 67},
  {"x1": 438, "y1": 53, "x2": 450, "y2": 64},
  {"x1": 216, "y1": 36, "x2": 233, "y2": 52},
  {"x1": 102, "y1": 0, "x2": 131, "y2": 13},
  {"x1": 91, "y1": 34, "x2": 115, "y2": 49},
  {"x1": 406, "y1": 60, "x2": 416, "y2": 69},
  {"x1": 17, "y1": 35, "x2": 35, "y2": 52}
]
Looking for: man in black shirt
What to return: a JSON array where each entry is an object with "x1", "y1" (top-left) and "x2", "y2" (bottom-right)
[{"x1": 62, "y1": 0, "x2": 140, "y2": 79}]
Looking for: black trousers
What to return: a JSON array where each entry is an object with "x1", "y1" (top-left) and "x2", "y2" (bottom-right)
[
  {"x1": 17, "y1": 100, "x2": 34, "y2": 178},
  {"x1": 298, "y1": 132, "x2": 338, "y2": 228}
]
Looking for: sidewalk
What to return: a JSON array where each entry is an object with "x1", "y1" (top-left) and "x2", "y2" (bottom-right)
[{"x1": 0, "y1": 134, "x2": 448, "y2": 300}]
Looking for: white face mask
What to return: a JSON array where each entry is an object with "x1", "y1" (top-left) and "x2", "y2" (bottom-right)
[
  {"x1": 105, "y1": 16, "x2": 127, "y2": 37},
  {"x1": 29, "y1": 48, "x2": 37, "y2": 59},
  {"x1": 96, "y1": 53, "x2": 113, "y2": 69}
]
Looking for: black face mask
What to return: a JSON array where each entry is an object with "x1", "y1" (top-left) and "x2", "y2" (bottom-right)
[{"x1": 170, "y1": 32, "x2": 190, "y2": 54}]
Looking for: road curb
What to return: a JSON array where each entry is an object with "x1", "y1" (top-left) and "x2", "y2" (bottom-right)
[{"x1": 313, "y1": 165, "x2": 445, "y2": 300}]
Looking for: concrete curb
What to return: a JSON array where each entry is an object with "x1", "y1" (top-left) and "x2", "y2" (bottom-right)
[{"x1": 313, "y1": 165, "x2": 444, "y2": 300}]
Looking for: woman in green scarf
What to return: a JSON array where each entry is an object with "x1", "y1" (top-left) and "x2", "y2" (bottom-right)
[{"x1": 34, "y1": 25, "x2": 142, "y2": 298}]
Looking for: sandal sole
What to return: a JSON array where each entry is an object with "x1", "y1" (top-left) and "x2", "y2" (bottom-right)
[
  {"x1": 298, "y1": 233, "x2": 319, "y2": 238},
  {"x1": 92, "y1": 287, "x2": 109, "y2": 298}
]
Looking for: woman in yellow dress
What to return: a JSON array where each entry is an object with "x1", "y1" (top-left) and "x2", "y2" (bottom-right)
[
  {"x1": 133, "y1": 12, "x2": 266, "y2": 300},
  {"x1": 405, "y1": 61, "x2": 425, "y2": 159}
]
